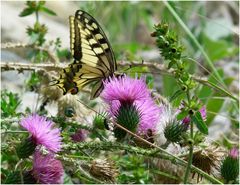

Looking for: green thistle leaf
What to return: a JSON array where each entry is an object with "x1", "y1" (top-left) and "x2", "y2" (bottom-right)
[
  {"x1": 19, "y1": 8, "x2": 35, "y2": 17},
  {"x1": 170, "y1": 89, "x2": 184, "y2": 102},
  {"x1": 40, "y1": 7, "x2": 57, "y2": 16},
  {"x1": 191, "y1": 111, "x2": 208, "y2": 135}
]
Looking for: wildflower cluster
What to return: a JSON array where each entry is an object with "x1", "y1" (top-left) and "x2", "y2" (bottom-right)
[
  {"x1": 6, "y1": 114, "x2": 64, "y2": 184},
  {"x1": 2, "y1": 2, "x2": 238, "y2": 184}
]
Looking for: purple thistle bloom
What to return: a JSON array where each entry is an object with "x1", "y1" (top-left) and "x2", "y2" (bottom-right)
[
  {"x1": 32, "y1": 151, "x2": 64, "y2": 184},
  {"x1": 229, "y1": 148, "x2": 239, "y2": 159},
  {"x1": 101, "y1": 75, "x2": 161, "y2": 136},
  {"x1": 101, "y1": 75, "x2": 150, "y2": 104},
  {"x1": 136, "y1": 99, "x2": 161, "y2": 135},
  {"x1": 20, "y1": 114, "x2": 62, "y2": 153},
  {"x1": 71, "y1": 129, "x2": 88, "y2": 142}
]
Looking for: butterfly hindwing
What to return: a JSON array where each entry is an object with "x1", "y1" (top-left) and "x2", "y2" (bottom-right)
[{"x1": 54, "y1": 10, "x2": 117, "y2": 98}]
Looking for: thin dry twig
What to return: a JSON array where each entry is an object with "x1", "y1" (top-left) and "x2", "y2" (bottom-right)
[
  {"x1": 1, "y1": 60, "x2": 237, "y2": 102},
  {"x1": 1, "y1": 61, "x2": 65, "y2": 72},
  {"x1": 1, "y1": 42, "x2": 59, "y2": 63}
]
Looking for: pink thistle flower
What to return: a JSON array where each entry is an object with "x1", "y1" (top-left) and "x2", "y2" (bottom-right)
[
  {"x1": 136, "y1": 99, "x2": 161, "y2": 135},
  {"x1": 101, "y1": 75, "x2": 150, "y2": 104},
  {"x1": 71, "y1": 129, "x2": 88, "y2": 142},
  {"x1": 32, "y1": 150, "x2": 64, "y2": 184},
  {"x1": 229, "y1": 148, "x2": 239, "y2": 159},
  {"x1": 20, "y1": 114, "x2": 62, "y2": 153},
  {"x1": 101, "y1": 75, "x2": 161, "y2": 136}
]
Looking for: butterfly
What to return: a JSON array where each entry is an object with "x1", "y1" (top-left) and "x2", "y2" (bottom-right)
[{"x1": 54, "y1": 10, "x2": 117, "y2": 99}]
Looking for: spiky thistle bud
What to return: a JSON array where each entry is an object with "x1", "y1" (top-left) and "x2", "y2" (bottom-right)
[
  {"x1": 164, "y1": 120, "x2": 186, "y2": 143},
  {"x1": 93, "y1": 112, "x2": 108, "y2": 130},
  {"x1": 71, "y1": 129, "x2": 88, "y2": 142},
  {"x1": 4, "y1": 171, "x2": 36, "y2": 184},
  {"x1": 16, "y1": 137, "x2": 37, "y2": 159},
  {"x1": 221, "y1": 148, "x2": 239, "y2": 183}
]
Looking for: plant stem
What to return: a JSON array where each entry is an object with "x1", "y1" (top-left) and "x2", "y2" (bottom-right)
[
  {"x1": 183, "y1": 88, "x2": 194, "y2": 183},
  {"x1": 163, "y1": 1, "x2": 225, "y2": 89},
  {"x1": 35, "y1": 10, "x2": 39, "y2": 23},
  {"x1": 77, "y1": 99, "x2": 223, "y2": 184},
  {"x1": 1, "y1": 130, "x2": 28, "y2": 134},
  {"x1": 183, "y1": 121, "x2": 194, "y2": 183},
  {"x1": 66, "y1": 141, "x2": 223, "y2": 184}
]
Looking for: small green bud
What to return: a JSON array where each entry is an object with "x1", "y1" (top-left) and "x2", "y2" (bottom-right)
[
  {"x1": 181, "y1": 85, "x2": 187, "y2": 91},
  {"x1": 188, "y1": 109, "x2": 194, "y2": 115},
  {"x1": 64, "y1": 106, "x2": 76, "y2": 117},
  {"x1": 93, "y1": 113, "x2": 108, "y2": 130}
]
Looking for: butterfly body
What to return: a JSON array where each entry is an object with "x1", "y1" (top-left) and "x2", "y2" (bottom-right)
[{"x1": 55, "y1": 10, "x2": 117, "y2": 99}]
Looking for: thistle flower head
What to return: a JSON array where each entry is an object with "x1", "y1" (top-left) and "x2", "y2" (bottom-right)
[
  {"x1": 189, "y1": 145, "x2": 225, "y2": 182},
  {"x1": 71, "y1": 129, "x2": 88, "y2": 142},
  {"x1": 229, "y1": 147, "x2": 239, "y2": 159},
  {"x1": 90, "y1": 158, "x2": 118, "y2": 183},
  {"x1": 32, "y1": 151, "x2": 64, "y2": 184},
  {"x1": 101, "y1": 75, "x2": 150, "y2": 104},
  {"x1": 221, "y1": 147, "x2": 239, "y2": 183},
  {"x1": 136, "y1": 99, "x2": 161, "y2": 135},
  {"x1": 154, "y1": 104, "x2": 175, "y2": 145},
  {"x1": 101, "y1": 75, "x2": 161, "y2": 138},
  {"x1": 20, "y1": 114, "x2": 62, "y2": 153}
]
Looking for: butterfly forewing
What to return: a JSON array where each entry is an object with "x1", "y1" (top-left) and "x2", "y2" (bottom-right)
[
  {"x1": 72, "y1": 10, "x2": 117, "y2": 72},
  {"x1": 54, "y1": 10, "x2": 117, "y2": 98}
]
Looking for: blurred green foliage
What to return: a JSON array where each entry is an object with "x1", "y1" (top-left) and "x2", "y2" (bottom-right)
[
  {"x1": 19, "y1": 1, "x2": 56, "y2": 17},
  {"x1": 116, "y1": 155, "x2": 152, "y2": 184},
  {"x1": 1, "y1": 90, "x2": 21, "y2": 118},
  {"x1": 26, "y1": 71, "x2": 41, "y2": 91}
]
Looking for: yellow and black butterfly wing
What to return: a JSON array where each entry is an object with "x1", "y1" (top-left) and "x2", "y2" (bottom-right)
[
  {"x1": 71, "y1": 10, "x2": 117, "y2": 72},
  {"x1": 55, "y1": 10, "x2": 116, "y2": 99}
]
